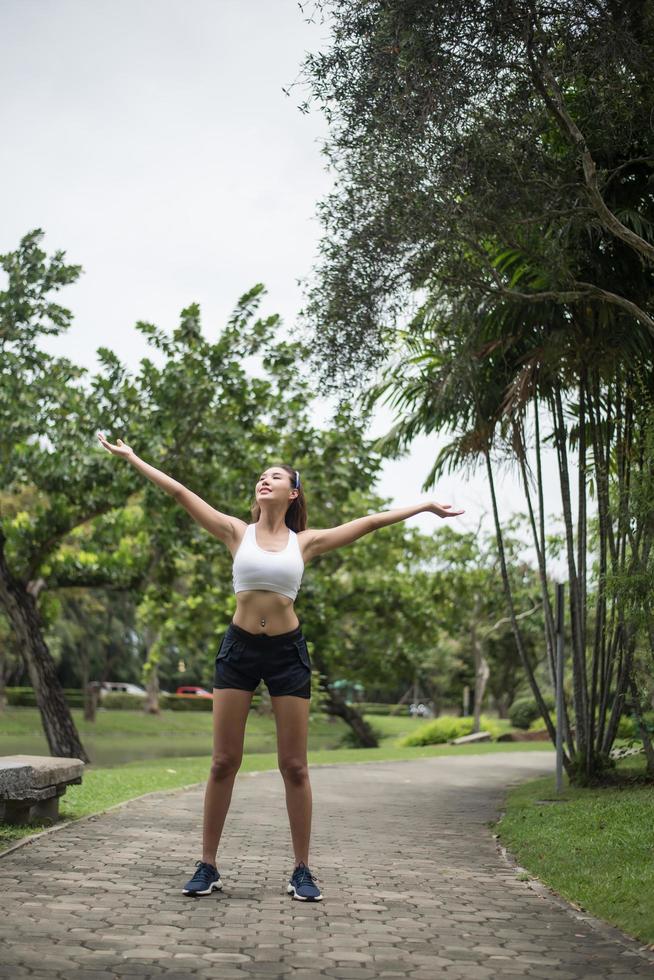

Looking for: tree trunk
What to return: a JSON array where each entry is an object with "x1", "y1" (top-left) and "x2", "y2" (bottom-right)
[
  {"x1": 471, "y1": 593, "x2": 490, "y2": 733},
  {"x1": 551, "y1": 386, "x2": 588, "y2": 753},
  {"x1": 484, "y1": 448, "x2": 573, "y2": 776},
  {"x1": 324, "y1": 684, "x2": 378, "y2": 747},
  {"x1": 629, "y1": 675, "x2": 654, "y2": 778},
  {"x1": 0, "y1": 644, "x2": 7, "y2": 713},
  {"x1": 0, "y1": 535, "x2": 89, "y2": 761},
  {"x1": 495, "y1": 693, "x2": 510, "y2": 719},
  {"x1": 84, "y1": 681, "x2": 99, "y2": 722},
  {"x1": 256, "y1": 686, "x2": 273, "y2": 716},
  {"x1": 472, "y1": 649, "x2": 489, "y2": 733},
  {"x1": 144, "y1": 664, "x2": 160, "y2": 715}
]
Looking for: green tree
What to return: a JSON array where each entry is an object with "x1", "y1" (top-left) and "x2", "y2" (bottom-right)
[
  {"x1": 5, "y1": 230, "x2": 458, "y2": 752},
  {"x1": 298, "y1": 0, "x2": 654, "y2": 783},
  {"x1": 298, "y1": 0, "x2": 654, "y2": 385},
  {"x1": 0, "y1": 231, "x2": 142, "y2": 760}
]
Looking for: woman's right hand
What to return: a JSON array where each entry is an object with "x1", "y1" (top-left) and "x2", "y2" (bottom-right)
[{"x1": 97, "y1": 432, "x2": 134, "y2": 459}]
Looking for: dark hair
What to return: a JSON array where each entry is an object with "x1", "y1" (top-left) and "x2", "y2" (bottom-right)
[{"x1": 250, "y1": 463, "x2": 307, "y2": 531}]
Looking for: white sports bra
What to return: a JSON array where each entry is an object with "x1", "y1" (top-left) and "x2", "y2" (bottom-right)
[{"x1": 232, "y1": 523, "x2": 305, "y2": 601}]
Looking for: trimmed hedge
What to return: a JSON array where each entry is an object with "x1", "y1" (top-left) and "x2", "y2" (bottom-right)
[
  {"x1": 161, "y1": 693, "x2": 264, "y2": 711},
  {"x1": 354, "y1": 702, "x2": 407, "y2": 715},
  {"x1": 6, "y1": 687, "x2": 85, "y2": 708},
  {"x1": 162, "y1": 694, "x2": 213, "y2": 711},
  {"x1": 100, "y1": 692, "x2": 149, "y2": 710},
  {"x1": 400, "y1": 714, "x2": 505, "y2": 746},
  {"x1": 4, "y1": 687, "x2": 267, "y2": 712}
]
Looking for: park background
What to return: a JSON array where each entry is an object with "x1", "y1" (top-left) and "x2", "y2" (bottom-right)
[{"x1": 1, "y1": 0, "x2": 653, "y2": 947}]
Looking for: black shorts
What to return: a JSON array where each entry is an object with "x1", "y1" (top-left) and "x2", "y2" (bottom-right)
[{"x1": 213, "y1": 623, "x2": 312, "y2": 699}]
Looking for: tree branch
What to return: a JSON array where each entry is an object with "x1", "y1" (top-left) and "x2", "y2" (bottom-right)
[
  {"x1": 526, "y1": 40, "x2": 654, "y2": 265},
  {"x1": 481, "y1": 602, "x2": 542, "y2": 640}
]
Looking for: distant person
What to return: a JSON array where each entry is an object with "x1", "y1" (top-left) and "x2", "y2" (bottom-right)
[{"x1": 97, "y1": 432, "x2": 464, "y2": 901}]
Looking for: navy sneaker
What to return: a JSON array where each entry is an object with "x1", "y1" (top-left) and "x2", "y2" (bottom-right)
[
  {"x1": 287, "y1": 861, "x2": 323, "y2": 901},
  {"x1": 182, "y1": 860, "x2": 223, "y2": 896}
]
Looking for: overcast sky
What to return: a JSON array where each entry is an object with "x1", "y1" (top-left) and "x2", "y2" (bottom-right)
[{"x1": 1, "y1": 0, "x2": 575, "y2": 574}]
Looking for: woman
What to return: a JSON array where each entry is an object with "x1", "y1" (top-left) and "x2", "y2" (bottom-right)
[{"x1": 97, "y1": 432, "x2": 464, "y2": 902}]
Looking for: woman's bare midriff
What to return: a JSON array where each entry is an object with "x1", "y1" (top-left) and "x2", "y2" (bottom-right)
[{"x1": 232, "y1": 590, "x2": 300, "y2": 635}]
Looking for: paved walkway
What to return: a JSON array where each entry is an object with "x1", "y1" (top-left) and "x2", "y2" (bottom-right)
[{"x1": 0, "y1": 751, "x2": 652, "y2": 979}]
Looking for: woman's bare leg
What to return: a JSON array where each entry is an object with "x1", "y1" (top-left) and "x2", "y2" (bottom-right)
[
  {"x1": 271, "y1": 694, "x2": 312, "y2": 866},
  {"x1": 201, "y1": 688, "x2": 253, "y2": 866}
]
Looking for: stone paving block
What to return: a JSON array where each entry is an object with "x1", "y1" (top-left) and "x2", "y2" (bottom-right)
[
  {"x1": 63, "y1": 974, "x2": 124, "y2": 980},
  {"x1": 323, "y1": 970, "x2": 378, "y2": 979},
  {"x1": 324, "y1": 951, "x2": 374, "y2": 962},
  {"x1": 240, "y1": 964, "x2": 297, "y2": 975}
]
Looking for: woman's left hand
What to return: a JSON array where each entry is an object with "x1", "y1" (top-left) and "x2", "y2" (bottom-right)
[{"x1": 428, "y1": 501, "x2": 465, "y2": 518}]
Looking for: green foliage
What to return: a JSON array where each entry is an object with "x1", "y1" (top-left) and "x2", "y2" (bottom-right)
[
  {"x1": 617, "y1": 712, "x2": 654, "y2": 740},
  {"x1": 509, "y1": 694, "x2": 556, "y2": 730},
  {"x1": 299, "y1": 1, "x2": 654, "y2": 388},
  {"x1": 400, "y1": 714, "x2": 504, "y2": 746},
  {"x1": 0, "y1": 228, "x2": 563, "y2": 752}
]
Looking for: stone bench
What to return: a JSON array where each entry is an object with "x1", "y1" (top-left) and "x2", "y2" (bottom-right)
[
  {"x1": 0, "y1": 755, "x2": 85, "y2": 825},
  {"x1": 449, "y1": 731, "x2": 492, "y2": 745}
]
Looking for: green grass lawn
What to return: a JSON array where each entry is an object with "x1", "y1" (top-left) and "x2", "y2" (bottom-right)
[
  {"x1": 0, "y1": 705, "x2": 351, "y2": 765},
  {"x1": 0, "y1": 706, "x2": 426, "y2": 763},
  {"x1": 0, "y1": 706, "x2": 518, "y2": 766},
  {"x1": 494, "y1": 754, "x2": 654, "y2": 945}
]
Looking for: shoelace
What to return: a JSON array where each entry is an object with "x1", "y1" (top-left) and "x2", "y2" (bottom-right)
[
  {"x1": 293, "y1": 863, "x2": 317, "y2": 886},
  {"x1": 193, "y1": 860, "x2": 217, "y2": 882}
]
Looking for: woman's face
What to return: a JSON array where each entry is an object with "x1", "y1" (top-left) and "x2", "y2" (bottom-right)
[{"x1": 255, "y1": 467, "x2": 295, "y2": 504}]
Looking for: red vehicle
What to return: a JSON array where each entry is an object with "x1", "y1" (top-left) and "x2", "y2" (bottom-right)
[{"x1": 175, "y1": 685, "x2": 213, "y2": 699}]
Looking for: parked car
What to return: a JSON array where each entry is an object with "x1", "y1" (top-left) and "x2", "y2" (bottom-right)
[
  {"x1": 175, "y1": 685, "x2": 213, "y2": 699},
  {"x1": 99, "y1": 682, "x2": 147, "y2": 699}
]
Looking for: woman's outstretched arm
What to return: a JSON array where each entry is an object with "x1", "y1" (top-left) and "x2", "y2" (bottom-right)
[
  {"x1": 301, "y1": 500, "x2": 465, "y2": 562},
  {"x1": 96, "y1": 433, "x2": 245, "y2": 546}
]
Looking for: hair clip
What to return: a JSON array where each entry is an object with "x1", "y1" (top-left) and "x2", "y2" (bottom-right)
[{"x1": 295, "y1": 470, "x2": 301, "y2": 489}]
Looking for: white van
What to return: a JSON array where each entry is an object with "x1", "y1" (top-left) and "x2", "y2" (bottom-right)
[{"x1": 99, "y1": 682, "x2": 147, "y2": 699}]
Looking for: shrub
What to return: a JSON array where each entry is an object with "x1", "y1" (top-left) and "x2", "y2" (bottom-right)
[
  {"x1": 617, "y1": 712, "x2": 654, "y2": 739},
  {"x1": 528, "y1": 713, "x2": 556, "y2": 731},
  {"x1": 509, "y1": 694, "x2": 555, "y2": 730},
  {"x1": 160, "y1": 693, "x2": 263, "y2": 711},
  {"x1": 6, "y1": 687, "x2": 84, "y2": 708},
  {"x1": 399, "y1": 714, "x2": 504, "y2": 746},
  {"x1": 100, "y1": 692, "x2": 149, "y2": 710},
  {"x1": 163, "y1": 694, "x2": 213, "y2": 711}
]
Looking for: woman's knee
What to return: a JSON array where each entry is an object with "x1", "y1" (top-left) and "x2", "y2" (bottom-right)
[
  {"x1": 209, "y1": 752, "x2": 242, "y2": 781},
  {"x1": 278, "y1": 757, "x2": 309, "y2": 784}
]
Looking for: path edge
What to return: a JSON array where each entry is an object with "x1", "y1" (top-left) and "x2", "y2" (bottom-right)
[
  {"x1": 0, "y1": 779, "x2": 208, "y2": 860},
  {"x1": 493, "y1": 811, "x2": 654, "y2": 966}
]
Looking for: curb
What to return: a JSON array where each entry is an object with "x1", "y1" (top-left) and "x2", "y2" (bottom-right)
[
  {"x1": 493, "y1": 811, "x2": 654, "y2": 966},
  {"x1": 0, "y1": 779, "x2": 208, "y2": 860}
]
